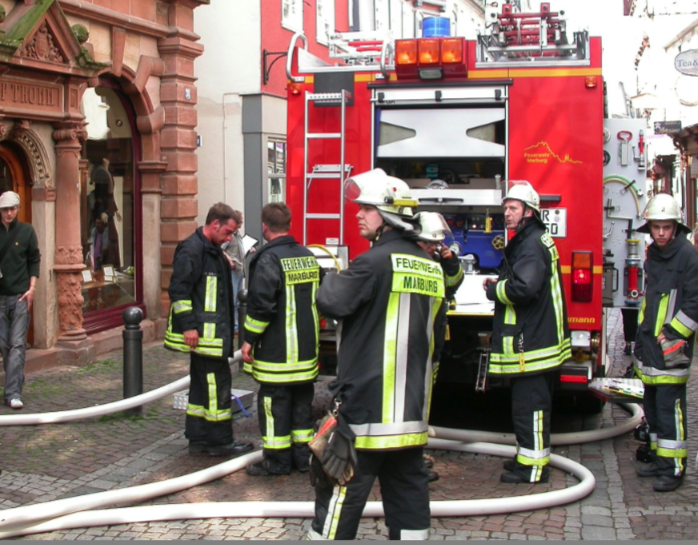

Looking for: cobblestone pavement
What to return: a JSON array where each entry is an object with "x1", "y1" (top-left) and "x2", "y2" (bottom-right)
[{"x1": 1, "y1": 310, "x2": 697, "y2": 540}]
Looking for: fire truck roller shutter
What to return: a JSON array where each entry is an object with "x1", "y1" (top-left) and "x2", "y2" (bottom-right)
[{"x1": 377, "y1": 108, "x2": 505, "y2": 158}]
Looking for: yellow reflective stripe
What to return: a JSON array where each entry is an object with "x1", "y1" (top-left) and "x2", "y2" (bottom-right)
[
  {"x1": 489, "y1": 342, "x2": 571, "y2": 374},
  {"x1": 204, "y1": 276, "x2": 217, "y2": 312},
  {"x1": 354, "y1": 431, "x2": 429, "y2": 450},
  {"x1": 243, "y1": 361, "x2": 253, "y2": 374},
  {"x1": 207, "y1": 373, "x2": 217, "y2": 416},
  {"x1": 186, "y1": 404, "x2": 205, "y2": 417},
  {"x1": 263, "y1": 396, "x2": 275, "y2": 447},
  {"x1": 263, "y1": 435, "x2": 292, "y2": 449},
  {"x1": 383, "y1": 292, "x2": 399, "y2": 424},
  {"x1": 291, "y1": 429, "x2": 315, "y2": 443},
  {"x1": 670, "y1": 317, "x2": 693, "y2": 338},
  {"x1": 504, "y1": 305, "x2": 516, "y2": 325},
  {"x1": 324, "y1": 486, "x2": 347, "y2": 540},
  {"x1": 391, "y1": 254, "x2": 445, "y2": 298},
  {"x1": 496, "y1": 280, "x2": 514, "y2": 305},
  {"x1": 503, "y1": 336, "x2": 515, "y2": 356},
  {"x1": 245, "y1": 315, "x2": 269, "y2": 334},
  {"x1": 534, "y1": 410, "x2": 544, "y2": 462},
  {"x1": 655, "y1": 294, "x2": 669, "y2": 337},
  {"x1": 550, "y1": 266, "x2": 565, "y2": 344},
  {"x1": 445, "y1": 266, "x2": 464, "y2": 287},
  {"x1": 492, "y1": 338, "x2": 571, "y2": 363},
  {"x1": 186, "y1": 403, "x2": 231, "y2": 422},
  {"x1": 639, "y1": 297, "x2": 647, "y2": 325},
  {"x1": 193, "y1": 347, "x2": 223, "y2": 357},
  {"x1": 311, "y1": 281, "x2": 320, "y2": 348},
  {"x1": 516, "y1": 455, "x2": 550, "y2": 467},
  {"x1": 172, "y1": 300, "x2": 193, "y2": 314},
  {"x1": 252, "y1": 368, "x2": 319, "y2": 384},
  {"x1": 286, "y1": 282, "x2": 299, "y2": 364},
  {"x1": 656, "y1": 447, "x2": 688, "y2": 458},
  {"x1": 634, "y1": 366, "x2": 690, "y2": 385},
  {"x1": 203, "y1": 322, "x2": 215, "y2": 340}
]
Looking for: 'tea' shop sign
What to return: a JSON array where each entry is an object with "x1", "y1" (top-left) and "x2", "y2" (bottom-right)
[{"x1": 675, "y1": 50, "x2": 698, "y2": 76}]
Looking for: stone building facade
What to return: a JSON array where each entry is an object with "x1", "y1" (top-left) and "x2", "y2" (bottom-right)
[{"x1": 0, "y1": 0, "x2": 208, "y2": 368}]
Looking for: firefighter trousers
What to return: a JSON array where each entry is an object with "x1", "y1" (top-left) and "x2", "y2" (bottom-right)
[
  {"x1": 309, "y1": 447, "x2": 430, "y2": 540},
  {"x1": 257, "y1": 383, "x2": 314, "y2": 474},
  {"x1": 510, "y1": 372, "x2": 554, "y2": 482},
  {"x1": 643, "y1": 383, "x2": 688, "y2": 477},
  {"x1": 185, "y1": 353, "x2": 233, "y2": 447}
]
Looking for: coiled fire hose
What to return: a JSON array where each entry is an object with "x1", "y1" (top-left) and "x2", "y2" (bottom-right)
[{"x1": 0, "y1": 350, "x2": 643, "y2": 539}]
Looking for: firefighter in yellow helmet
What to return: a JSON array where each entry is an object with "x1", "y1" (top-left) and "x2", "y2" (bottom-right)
[
  {"x1": 632, "y1": 193, "x2": 698, "y2": 492},
  {"x1": 307, "y1": 169, "x2": 447, "y2": 540},
  {"x1": 483, "y1": 181, "x2": 571, "y2": 484}
]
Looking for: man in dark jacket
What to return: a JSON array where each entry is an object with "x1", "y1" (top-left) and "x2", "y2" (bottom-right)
[
  {"x1": 633, "y1": 193, "x2": 698, "y2": 493},
  {"x1": 0, "y1": 191, "x2": 40, "y2": 410},
  {"x1": 308, "y1": 169, "x2": 446, "y2": 540},
  {"x1": 166, "y1": 202, "x2": 253, "y2": 457},
  {"x1": 484, "y1": 181, "x2": 571, "y2": 484},
  {"x1": 241, "y1": 203, "x2": 322, "y2": 476}
]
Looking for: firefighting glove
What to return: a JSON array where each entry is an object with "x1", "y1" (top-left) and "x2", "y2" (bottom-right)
[
  {"x1": 309, "y1": 453, "x2": 330, "y2": 489},
  {"x1": 320, "y1": 415, "x2": 357, "y2": 486},
  {"x1": 660, "y1": 337, "x2": 690, "y2": 368}
]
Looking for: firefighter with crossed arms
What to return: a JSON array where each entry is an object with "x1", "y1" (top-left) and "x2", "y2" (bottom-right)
[
  {"x1": 307, "y1": 169, "x2": 447, "y2": 540},
  {"x1": 241, "y1": 203, "x2": 323, "y2": 476},
  {"x1": 632, "y1": 193, "x2": 698, "y2": 493},
  {"x1": 483, "y1": 181, "x2": 571, "y2": 484}
]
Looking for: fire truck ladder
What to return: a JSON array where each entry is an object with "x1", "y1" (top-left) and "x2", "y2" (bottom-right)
[{"x1": 303, "y1": 90, "x2": 353, "y2": 246}]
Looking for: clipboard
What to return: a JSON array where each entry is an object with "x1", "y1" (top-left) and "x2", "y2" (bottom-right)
[{"x1": 242, "y1": 234, "x2": 259, "y2": 255}]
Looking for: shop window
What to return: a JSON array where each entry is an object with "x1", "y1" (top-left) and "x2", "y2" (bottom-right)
[
  {"x1": 282, "y1": 0, "x2": 304, "y2": 33},
  {"x1": 316, "y1": 0, "x2": 335, "y2": 45},
  {"x1": 268, "y1": 139, "x2": 286, "y2": 203},
  {"x1": 80, "y1": 84, "x2": 142, "y2": 328}
]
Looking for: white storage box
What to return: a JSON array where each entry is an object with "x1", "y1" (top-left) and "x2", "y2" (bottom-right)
[{"x1": 173, "y1": 389, "x2": 254, "y2": 412}]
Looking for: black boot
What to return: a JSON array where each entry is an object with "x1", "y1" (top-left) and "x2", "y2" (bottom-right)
[{"x1": 652, "y1": 475, "x2": 683, "y2": 493}]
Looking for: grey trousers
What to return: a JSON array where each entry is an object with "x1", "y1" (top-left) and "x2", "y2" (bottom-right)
[{"x1": 0, "y1": 295, "x2": 30, "y2": 401}]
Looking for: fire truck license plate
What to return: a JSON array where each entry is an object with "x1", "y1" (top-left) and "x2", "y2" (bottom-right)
[{"x1": 540, "y1": 208, "x2": 567, "y2": 238}]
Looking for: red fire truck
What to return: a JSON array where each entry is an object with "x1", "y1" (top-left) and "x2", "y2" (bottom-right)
[{"x1": 284, "y1": 3, "x2": 608, "y2": 411}]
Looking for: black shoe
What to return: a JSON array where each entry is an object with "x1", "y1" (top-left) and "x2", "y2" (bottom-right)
[
  {"x1": 428, "y1": 470, "x2": 440, "y2": 483},
  {"x1": 652, "y1": 475, "x2": 683, "y2": 493},
  {"x1": 636, "y1": 464, "x2": 659, "y2": 478},
  {"x1": 206, "y1": 441, "x2": 253, "y2": 457},
  {"x1": 246, "y1": 461, "x2": 289, "y2": 477},
  {"x1": 503, "y1": 459, "x2": 516, "y2": 472},
  {"x1": 500, "y1": 470, "x2": 549, "y2": 484},
  {"x1": 188, "y1": 440, "x2": 207, "y2": 454}
]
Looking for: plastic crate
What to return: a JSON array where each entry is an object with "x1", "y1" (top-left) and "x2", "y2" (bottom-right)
[{"x1": 173, "y1": 389, "x2": 254, "y2": 412}]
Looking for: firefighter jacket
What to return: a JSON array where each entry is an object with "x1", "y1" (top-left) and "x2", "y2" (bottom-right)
[
  {"x1": 165, "y1": 227, "x2": 235, "y2": 360},
  {"x1": 316, "y1": 229, "x2": 447, "y2": 451},
  {"x1": 486, "y1": 219, "x2": 571, "y2": 376},
  {"x1": 243, "y1": 235, "x2": 322, "y2": 385},
  {"x1": 634, "y1": 234, "x2": 698, "y2": 385}
]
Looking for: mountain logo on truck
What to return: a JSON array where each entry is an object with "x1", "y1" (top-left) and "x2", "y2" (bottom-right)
[{"x1": 524, "y1": 141, "x2": 583, "y2": 165}]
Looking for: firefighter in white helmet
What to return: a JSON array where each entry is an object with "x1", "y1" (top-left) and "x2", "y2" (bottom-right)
[
  {"x1": 483, "y1": 181, "x2": 571, "y2": 484},
  {"x1": 632, "y1": 193, "x2": 698, "y2": 493},
  {"x1": 308, "y1": 169, "x2": 447, "y2": 540},
  {"x1": 416, "y1": 212, "x2": 464, "y2": 301}
]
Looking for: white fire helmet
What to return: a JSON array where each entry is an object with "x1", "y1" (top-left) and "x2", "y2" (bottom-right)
[
  {"x1": 502, "y1": 180, "x2": 540, "y2": 213},
  {"x1": 637, "y1": 193, "x2": 691, "y2": 234},
  {"x1": 416, "y1": 211, "x2": 452, "y2": 242},
  {"x1": 344, "y1": 168, "x2": 419, "y2": 231}
]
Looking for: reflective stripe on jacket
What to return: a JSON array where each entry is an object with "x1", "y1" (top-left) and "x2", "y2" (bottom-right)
[
  {"x1": 634, "y1": 235, "x2": 698, "y2": 385},
  {"x1": 486, "y1": 219, "x2": 571, "y2": 376},
  {"x1": 243, "y1": 236, "x2": 322, "y2": 385},
  {"x1": 165, "y1": 227, "x2": 234, "y2": 360},
  {"x1": 316, "y1": 229, "x2": 447, "y2": 451}
]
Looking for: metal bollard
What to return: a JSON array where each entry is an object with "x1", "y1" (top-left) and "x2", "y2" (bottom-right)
[
  {"x1": 237, "y1": 289, "x2": 247, "y2": 348},
  {"x1": 122, "y1": 306, "x2": 144, "y2": 416}
]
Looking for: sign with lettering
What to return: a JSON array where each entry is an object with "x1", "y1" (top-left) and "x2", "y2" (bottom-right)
[
  {"x1": 675, "y1": 50, "x2": 698, "y2": 77},
  {"x1": 653, "y1": 121, "x2": 682, "y2": 135},
  {"x1": 0, "y1": 79, "x2": 63, "y2": 113},
  {"x1": 540, "y1": 208, "x2": 567, "y2": 238}
]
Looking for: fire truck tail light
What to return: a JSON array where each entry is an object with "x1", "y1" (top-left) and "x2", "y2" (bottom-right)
[
  {"x1": 289, "y1": 83, "x2": 302, "y2": 95},
  {"x1": 572, "y1": 251, "x2": 593, "y2": 302},
  {"x1": 396, "y1": 40, "x2": 418, "y2": 65},
  {"x1": 585, "y1": 76, "x2": 597, "y2": 89},
  {"x1": 418, "y1": 39, "x2": 440, "y2": 65},
  {"x1": 441, "y1": 39, "x2": 463, "y2": 64}
]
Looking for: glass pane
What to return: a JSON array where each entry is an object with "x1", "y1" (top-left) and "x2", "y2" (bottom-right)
[
  {"x1": 80, "y1": 87, "x2": 136, "y2": 315},
  {"x1": 275, "y1": 142, "x2": 286, "y2": 174},
  {"x1": 0, "y1": 157, "x2": 13, "y2": 194},
  {"x1": 268, "y1": 141, "x2": 276, "y2": 174}
]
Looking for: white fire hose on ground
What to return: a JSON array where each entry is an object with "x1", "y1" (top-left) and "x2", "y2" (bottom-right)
[{"x1": 0, "y1": 350, "x2": 643, "y2": 539}]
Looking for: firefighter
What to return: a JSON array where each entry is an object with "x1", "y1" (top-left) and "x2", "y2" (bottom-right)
[
  {"x1": 307, "y1": 169, "x2": 447, "y2": 540},
  {"x1": 416, "y1": 211, "x2": 464, "y2": 301},
  {"x1": 632, "y1": 193, "x2": 698, "y2": 493},
  {"x1": 241, "y1": 203, "x2": 322, "y2": 476},
  {"x1": 415, "y1": 211, "x2": 464, "y2": 483},
  {"x1": 165, "y1": 203, "x2": 253, "y2": 457},
  {"x1": 483, "y1": 181, "x2": 571, "y2": 484}
]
